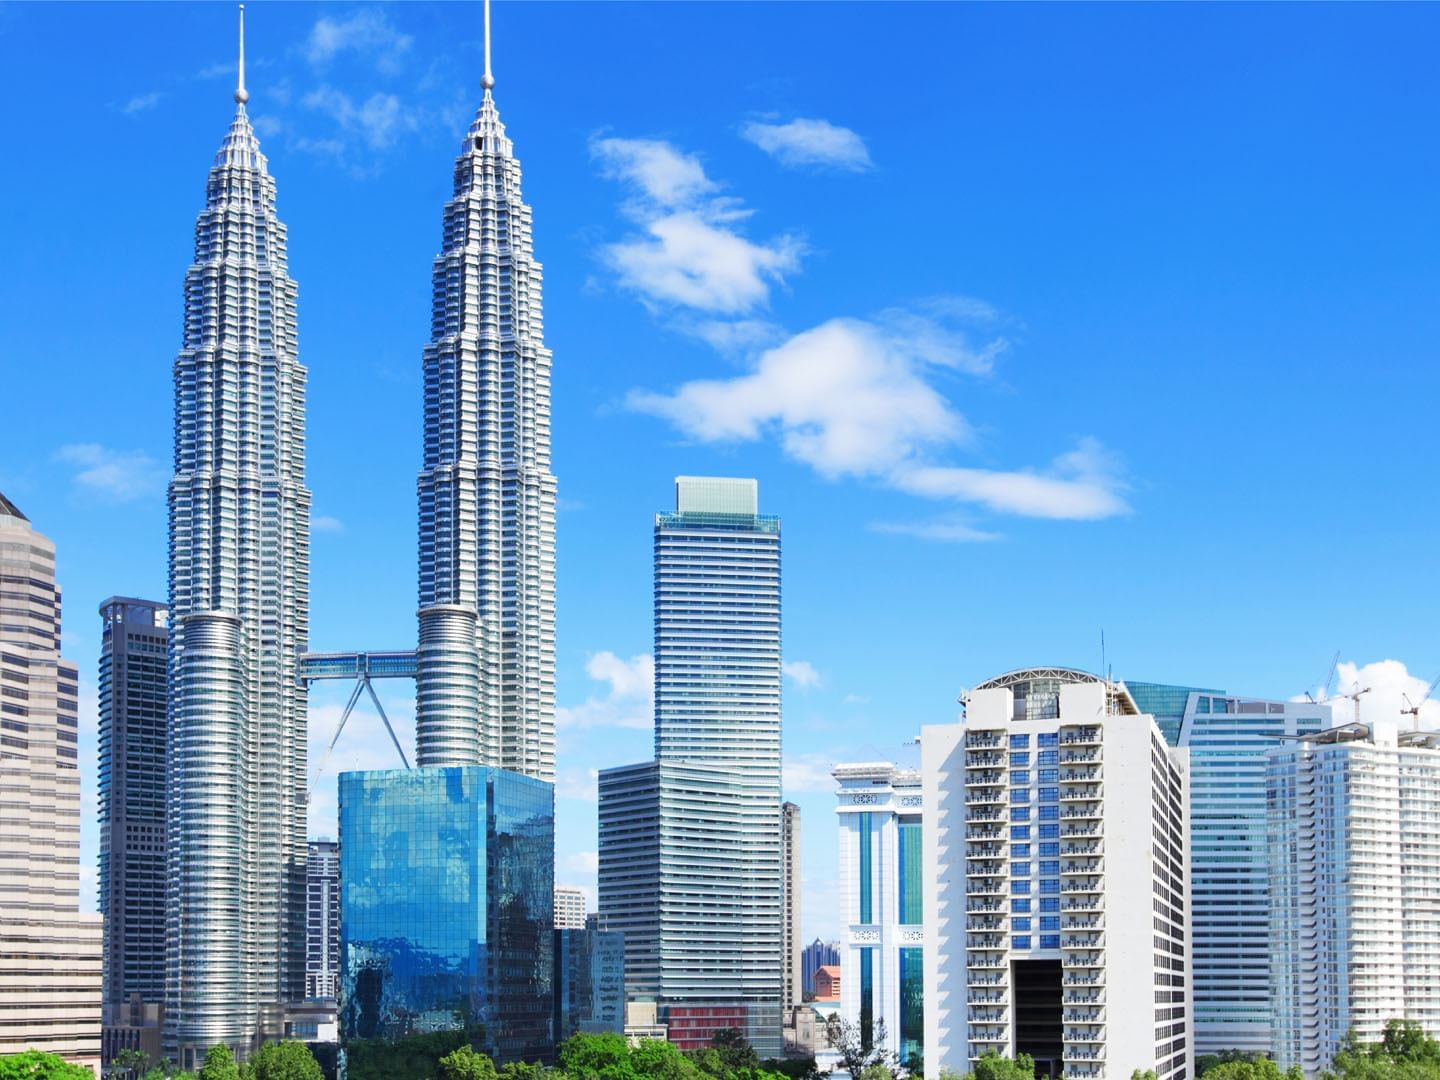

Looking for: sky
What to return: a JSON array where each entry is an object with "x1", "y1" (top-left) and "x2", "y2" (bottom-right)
[{"x1": 2, "y1": 2, "x2": 1440, "y2": 944}]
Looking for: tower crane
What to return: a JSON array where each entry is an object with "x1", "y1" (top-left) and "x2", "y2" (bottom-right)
[{"x1": 1401, "y1": 672, "x2": 1440, "y2": 722}]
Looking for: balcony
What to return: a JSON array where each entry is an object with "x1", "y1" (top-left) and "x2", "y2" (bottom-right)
[
  {"x1": 970, "y1": 1006, "x2": 1007, "y2": 1023},
  {"x1": 969, "y1": 807, "x2": 1004, "y2": 821},
  {"x1": 968, "y1": 841, "x2": 1005, "y2": 857},
  {"x1": 969, "y1": 955, "x2": 1007, "y2": 969},
  {"x1": 967, "y1": 750, "x2": 1004, "y2": 767},
  {"x1": 1064, "y1": 1029, "x2": 1104, "y2": 1043},
  {"x1": 1060, "y1": 804, "x2": 1102, "y2": 819},
  {"x1": 967, "y1": 882, "x2": 1005, "y2": 896},
  {"x1": 967, "y1": 824, "x2": 1004, "y2": 840},
  {"x1": 1062, "y1": 877, "x2": 1103, "y2": 894},
  {"x1": 966, "y1": 769, "x2": 1005, "y2": 786},
  {"x1": 1062, "y1": 898, "x2": 1102, "y2": 913},
  {"x1": 1060, "y1": 728, "x2": 1101, "y2": 746},
  {"x1": 969, "y1": 991, "x2": 1007, "y2": 1005},
  {"x1": 968, "y1": 898, "x2": 1004, "y2": 914},
  {"x1": 1063, "y1": 951, "x2": 1104, "y2": 968},
  {"x1": 1060, "y1": 785, "x2": 1103, "y2": 802},
  {"x1": 968, "y1": 859, "x2": 1007, "y2": 876},
  {"x1": 1061, "y1": 841, "x2": 1102, "y2": 856},
  {"x1": 1061, "y1": 859, "x2": 1104, "y2": 875},
  {"x1": 1063, "y1": 1009, "x2": 1105, "y2": 1023},
  {"x1": 1063, "y1": 991, "x2": 1104, "y2": 1006},
  {"x1": 968, "y1": 972, "x2": 1006, "y2": 987},
  {"x1": 1060, "y1": 749, "x2": 1101, "y2": 764},
  {"x1": 1061, "y1": 766, "x2": 1102, "y2": 783},
  {"x1": 966, "y1": 733, "x2": 1004, "y2": 750},
  {"x1": 1064, "y1": 1048, "x2": 1106, "y2": 1062},
  {"x1": 968, "y1": 933, "x2": 1006, "y2": 950},
  {"x1": 1061, "y1": 823, "x2": 1101, "y2": 838},
  {"x1": 1061, "y1": 973, "x2": 1103, "y2": 987},
  {"x1": 966, "y1": 789, "x2": 1005, "y2": 805},
  {"x1": 1062, "y1": 935, "x2": 1105, "y2": 949},
  {"x1": 1062, "y1": 917, "x2": 1104, "y2": 931}
]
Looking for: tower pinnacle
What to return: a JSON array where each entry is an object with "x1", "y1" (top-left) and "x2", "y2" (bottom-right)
[
  {"x1": 235, "y1": 5, "x2": 249, "y2": 105},
  {"x1": 482, "y1": 0, "x2": 495, "y2": 91}
]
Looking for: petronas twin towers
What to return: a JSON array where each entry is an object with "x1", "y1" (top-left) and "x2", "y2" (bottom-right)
[{"x1": 165, "y1": 6, "x2": 555, "y2": 1061}]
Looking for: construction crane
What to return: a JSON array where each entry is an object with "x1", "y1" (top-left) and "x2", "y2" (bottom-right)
[
  {"x1": 1330, "y1": 682, "x2": 1372, "y2": 721},
  {"x1": 1305, "y1": 650, "x2": 1342, "y2": 704},
  {"x1": 1402, "y1": 672, "x2": 1440, "y2": 722}
]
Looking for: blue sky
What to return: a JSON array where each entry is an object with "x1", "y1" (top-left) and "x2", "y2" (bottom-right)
[{"x1": 3, "y1": 2, "x2": 1440, "y2": 942}]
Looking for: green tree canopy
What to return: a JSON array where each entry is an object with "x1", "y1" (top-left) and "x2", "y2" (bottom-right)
[
  {"x1": 198, "y1": 1046, "x2": 239, "y2": 1080},
  {"x1": 971, "y1": 1051, "x2": 1035, "y2": 1080},
  {"x1": 439, "y1": 1047, "x2": 499, "y2": 1080},
  {"x1": 0, "y1": 1052, "x2": 96, "y2": 1080},
  {"x1": 241, "y1": 1042, "x2": 323, "y2": 1080},
  {"x1": 557, "y1": 1034, "x2": 637, "y2": 1080}
]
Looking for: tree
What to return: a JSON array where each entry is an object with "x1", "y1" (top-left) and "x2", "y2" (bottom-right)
[
  {"x1": 0, "y1": 1052, "x2": 96, "y2": 1080},
  {"x1": 439, "y1": 1047, "x2": 498, "y2": 1080},
  {"x1": 199, "y1": 1047, "x2": 240, "y2": 1080},
  {"x1": 107, "y1": 1050, "x2": 152, "y2": 1080},
  {"x1": 708, "y1": 1033, "x2": 759, "y2": 1075},
  {"x1": 500, "y1": 1063, "x2": 558, "y2": 1080},
  {"x1": 557, "y1": 1033, "x2": 637, "y2": 1080},
  {"x1": 971, "y1": 1051, "x2": 1034, "y2": 1080},
  {"x1": 824, "y1": 1016, "x2": 898, "y2": 1080},
  {"x1": 1198, "y1": 1054, "x2": 1266, "y2": 1078},
  {"x1": 242, "y1": 1042, "x2": 323, "y2": 1080},
  {"x1": 630, "y1": 1040, "x2": 701, "y2": 1080}
]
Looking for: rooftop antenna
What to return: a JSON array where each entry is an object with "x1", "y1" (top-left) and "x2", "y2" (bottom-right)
[
  {"x1": 482, "y1": 0, "x2": 495, "y2": 91},
  {"x1": 234, "y1": 5, "x2": 249, "y2": 105}
]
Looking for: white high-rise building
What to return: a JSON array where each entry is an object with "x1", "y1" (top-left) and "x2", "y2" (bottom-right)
[
  {"x1": 414, "y1": 2, "x2": 556, "y2": 778},
  {"x1": 598, "y1": 477, "x2": 783, "y2": 1056},
  {"x1": 783, "y1": 801, "x2": 802, "y2": 1008},
  {"x1": 922, "y1": 669, "x2": 1192, "y2": 1080},
  {"x1": 833, "y1": 762, "x2": 926, "y2": 1069},
  {"x1": 1127, "y1": 684, "x2": 1329, "y2": 1055},
  {"x1": 1268, "y1": 724, "x2": 1440, "y2": 1076},
  {"x1": 556, "y1": 885, "x2": 588, "y2": 930},
  {"x1": 0, "y1": 494, "x2": 102, "y2": 1070},
  {"x1": 306, "y1": 841, "x2": 340, "y2": 1000},
  {"x1": 165, "y1": 13, "x2": 311, "y2": 1064}
]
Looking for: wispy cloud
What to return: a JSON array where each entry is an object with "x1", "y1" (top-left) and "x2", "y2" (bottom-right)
[
  {"x1": 629, "y1": 305, "x2": 1128, "y2": 522},
  {"x1": 556, "y1": 651, "x2": 654, "y2": 730},
  {"x1": 302, "y1": 86, "x2": 419, "y2": 150},
  {"x1": 55, "y1": 444, "x2": 164, "y2": 503},
  {"x1": 742, "y1": 117, "x2": 873, "y2": 172},
  {"x1": 592, "y1": 136, "x2": 803, "y2": 315},
  {"x1": 784, "y1": 660, "x2": 823, "y2": 690},
  {"x1": 307, "y1": 9, "x2": 413, "y2": 73},
  {"x1": 312, "y1": 515, "x2": 346, "y2": 534},
  {"x1": 121, "y1": 92, "x2": 163, "y2": 116},
  {"x1": 870, "y1": 518, "x2": 1001, "y2": 543},
  {"x1": 784, "y1": 752, "x2": 838, "y2": 794}
]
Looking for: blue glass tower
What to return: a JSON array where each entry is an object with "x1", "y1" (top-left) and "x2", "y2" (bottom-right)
[{"x1": 338, "y1": 767, "x2": 554, "y2": 1063}]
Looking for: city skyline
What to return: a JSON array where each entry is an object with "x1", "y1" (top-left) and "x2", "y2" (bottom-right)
[{"x1": 4, "y1": 1, "x2": 1440, "y2": 947}]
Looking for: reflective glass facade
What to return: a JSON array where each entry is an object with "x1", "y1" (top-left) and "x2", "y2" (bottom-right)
[
  {"x1": 898, "y1": 948, "x2": 923, "y2": 1068},
  {"x1": 338, "y1": 767, "x2": 554, "y2": 1064},
  {"x1": 897, "y1": 820, "x2": 921, "y2": 925}
]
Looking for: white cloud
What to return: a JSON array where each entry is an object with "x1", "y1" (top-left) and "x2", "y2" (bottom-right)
[
  {"x1": 302, "y1": 86, "x2": 418, "y2": 150},
  {"x1": 1298, "y1": 659, "x2": 1440, "y2": 733},
  {"x1": 629, "y1": 315, "x2": 969, "y2": 478},
  {"x1": 784, "y1": 660, "x2": 823, "y2": 690},
  {"x1": 557, "y1": 766, "x2": 600, "y2": 804},
  {"x1": 312, "y1": 515, "x2": 346, "y2": 534},
  {"x1": 870, "y1": 518, "x2": 1000, "y2": 543},
  {"x1": 55, "y1": 444, "x2": 164, "y2": 503},
  {"x1": 784, "y1": 752, "x2": 838, "y2": 795},
  {"x1": 307, "y1": 10, "x2": 413, "y2": 72},
  {"x1": 121, "y1": 92, "x2": 163, "y2": 116},
  {"x1": 556, "y1": 652, "x2": 654, "y2": 730},
  {"x1": 592, "y1": 137, "x2": 802, "y2": 315},
  {"x1": 742, "y1": 117, "x2": 873, "y2": 172},
  {"x1": 630, "y1": 311, "x2": 1127, "y2": 522},
  {"x1": 306, "y1": 692, "x2": 416, "y2": 838},
  {"x1": 894, "y1": 438, "x2": 1130, "y2": 521}
]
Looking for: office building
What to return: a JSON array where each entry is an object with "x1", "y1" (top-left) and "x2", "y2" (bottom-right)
[
  {"x1": 921, "y1": 668, "x2": 1192, "y2": 1080},
  {"x1": 414, "y1": 0, "x2": 556, "y2": 779},
  {"x1": 814, "y1": 968, "x2": 841, "y2": 1004},
  {"x1": 556, "y1": 885, "x2": 587, "y2": 930},
  {"x1": 554, "y1": 926, "x2": 626, "y2": 1038},
  {"x1": 338, "y1": 767, "x2": 554, "y2": 1063},
  {"x1": 803, "y1": 940, "x2": 840, "y2": 999},
  {"x1": 164, "y1": 13, "x2": 311, "y2": 1065},
  {"x1": 0, "y1": 493, "x2": 102, "y2": 1069},
  {"x1": 598, "y1": 477, "x2": 783, "y2": 1055},
  {"x1": 783, "y1": 802, "x2": 802, "y2": 1009},
  {"x1": 307, "y1": 841, "x2": 340, "y2": 1000},
  {"x1": 98, "y1": 597, "x2": 169, "y2": 1011},
  {"x1": 833, "y1": 762, "x2": 926, "y2": 1069},
  {"x1": 1268, "y1": 724, "x2": 1440, "y2": 1075},
  {"x1": 1128, "y1": 683, "x2": 1328, "y2": 1055}
]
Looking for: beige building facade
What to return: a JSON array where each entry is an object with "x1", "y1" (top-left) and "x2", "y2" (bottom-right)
[{"x1": 0, "y1": 492, "x2": 102, "y2": 1070}]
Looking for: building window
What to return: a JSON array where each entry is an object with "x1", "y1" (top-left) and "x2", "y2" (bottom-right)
[
  {"x1": 858, "y1": 812, "x2": 873, "y2": 924},
  {"x1": 1010, "y1": 826, "x2": 1030, "y2": 841},
  {"x1": 859, "y1": 947, "x2": 874, "y2": 1051},
  {"x1": 1012, "y1": 880, "x2": 1031, "y2": 895},
  {"x1": 1012, "y1": 843, "x2": 1031, "y2": 858},
  {"x1": 1037, "y1": 732, "x2": 1058, "y2": 748},
  {"x1": 897, "y1": 819, "x2": 922, "y2": 925},
  {"x1": 1010, "y1": 753, "x2": 1030, "y2": 768},
  {"x1": 1010, "y1": 807, "x2": 1030, "y2": 821},
  {"x1": 1013, "y1": 918, "x2": 1032, "y2": 931},
  {"x1": 1010, "y1": 734, "x2": 1030, "y2": 749},
  {"x1": 1013, "y1": 935, "x2": 1032, "y2": 949},
  {"x1": 1039, "y1": 916, "x2": 1059, "y2": 931},
  {"x1": 1011, "y1": 899, "x2": 1031, "y2": 913},
  {"x1": 1039, "y1": 897, "x2": 1059, "y2": 913},
  {"x1": 1037, "y1": 750, "x2": 1058, "y2": 766},
  {"x1": 1038, "y1": 823, "x2": 1058, "y2": 839},
  {"x1": 899, "y1": 947, "x2": 924, "y2": 1070},
  {"x1": 1013, "y1": 861, "x2": 1032, "y2": 877},
  {"x1": 1039, "y1": 934, "x2": 1060, "y2": 949}
]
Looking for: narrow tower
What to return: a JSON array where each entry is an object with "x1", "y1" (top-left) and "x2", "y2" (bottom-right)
[
  {"x1": 415, "y1": 0, "x2": 557, "y2": 777},
  {"x1": 165, "y1": 7, "x2": 311, "y2": 1063}
]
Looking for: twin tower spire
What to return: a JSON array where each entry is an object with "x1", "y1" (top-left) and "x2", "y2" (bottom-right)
[{"x1": 231, "y1": 0, "x2": 494, "y2": 104}]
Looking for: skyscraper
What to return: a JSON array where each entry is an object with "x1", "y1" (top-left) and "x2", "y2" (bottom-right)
[
  {"x1": 165, "y1": 12, "x2": 311, "y2": 1064},
  {"x1": 1268, "y1": 724, "x2": 1440, "y2": 1075},
  {"x1": 598, "y1": 477, "x2": 783, "y2": 1056},
  {"x1": 555, "y1": 885, "x2": 588, "y2": 930},
  {"x1": 782, "y1": 801, "x2": 802, "y2": 1009},
  {"x1": 832, "y1": 762, "x2": 926, "y2": 1068},
  {"x1": 414, "y1": 0, "x2": 556, "y2": 778},
  {"x1": 1127, "y1": 683, "x2": 1328, "y2": 1055},
  {"x1": 98, "y1": 598, "x2": 169, "y2": 1011},
  {"x1": 337, "y1": 14, "x2": 557, "y2": 1065},
  {"x1": 306, "y1": 841, "x2": 340, "y2": 1000},
  {"x1": 921, "y1": 669, "x2": 1192, "y2": 1080},
  {"x1": 0, "y1": 493, "x2": 102, "y2": 1070}
]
